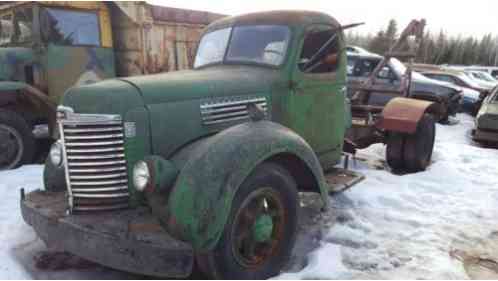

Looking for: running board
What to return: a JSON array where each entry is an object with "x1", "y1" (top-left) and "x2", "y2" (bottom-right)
[{"x1": 325, "y1": 168, "x2": 365, "y2": 194}]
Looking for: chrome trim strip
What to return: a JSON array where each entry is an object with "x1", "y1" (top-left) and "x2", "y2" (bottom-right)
[
  {"x1": 68, "y1": 160, "x2": 127, "y2": 167},
  {"x1": 66, "y1": 147, "x2": 124, "y2": 154},
  {"x1": 73, "y1": 193, "x2": 129, "y2": 198},
  {"x1": 200, "y1": 97, "x2": 266, "y2": 109},
  {"x1": 65, "y1": 140, "x2": 124, "y2": 147},
  {"x1": 67, "y1": 154, "x2": 125, "y2": 160},
  {"x1": 64, "y1": 127, "x2": 123, "y2": 133},
  {"x1": 71, "y1": 186, "x2": 129, "y2": 192},
  {"x1": 71, "y1": 179, "x2": 128, "y2": 186},
  {"x1": 201, "y1": 102, "x2": 267, "y2": 114},
  {"x1": 59, "y1": 115, "x2": 73, "y2": 212},
  {"x1": 65, "y1": 134, "x2": 124, "y2": 140},
  {"x1": 200, "y1": 96, "x2": 268, "y2": 125},
  {"x1": 70, "y1": 173, "x2": 127, "y2": 180},
  {"x1": 69, "y1": 166, "x2": 127, "y2": 173}
]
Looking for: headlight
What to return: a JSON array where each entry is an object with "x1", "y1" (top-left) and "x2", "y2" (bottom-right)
[
  {"x1": 49, "y1": 141, "x2": 63, "y2": 167},
  {"x1": 133, "y1": 161, "x2": 150, "y2": 192}
]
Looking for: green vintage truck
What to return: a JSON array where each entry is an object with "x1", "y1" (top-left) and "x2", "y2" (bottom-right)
[
  {"x1": 0, "y1": 1, "x2": 222, "y2": 170},
  {"x1": 21, "y1": 10, "x2": 435, "y2": 279}
]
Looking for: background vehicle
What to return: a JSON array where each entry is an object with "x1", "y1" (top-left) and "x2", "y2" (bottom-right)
[
  {"x1": 473, "y1": 87, "x2": 498, "y2": 145},
  {"x1": 347, "y1": 19, "x2": 439, "y2": 172},
  {"x1": 421, "y1": 70, "x2": 491, "y2": 114},
  {"x1": 0, "y1": 1, "x2": 223, "y2": 170},
  {"x1": 347, "y1": 51, "x2": 462, "y2": 122},
  {"x1": 464, "y1": 70, "x2": 497, "y2": 88},
  {"x1": 20, "y1": 10, "x2": 439, "y2": 279}
]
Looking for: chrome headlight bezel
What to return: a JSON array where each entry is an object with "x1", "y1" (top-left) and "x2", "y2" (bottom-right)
[
  {"x1": 133, "y1": 161, "x2": 150, "y2": 192},
  {"x1": 49, "y1": 141, "x2": 63, "y2": 167}
]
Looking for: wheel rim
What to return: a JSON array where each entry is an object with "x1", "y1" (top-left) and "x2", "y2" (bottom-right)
[
  {"x1": 231, "y1": 187, "x2": 286, "y2": 268},
  {"x1": 0, "y1": 124, "x2": 24, "y2": 170}
]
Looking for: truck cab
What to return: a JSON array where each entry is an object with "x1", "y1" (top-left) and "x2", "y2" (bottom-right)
[
  {"x1": 0, "y1": 1, "x2": 114, "y2": 170},
  {"x1": 22, "y1": 11, "x2": 363, "y2": 279}
]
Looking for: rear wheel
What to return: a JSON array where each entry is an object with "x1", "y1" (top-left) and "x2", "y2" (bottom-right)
[
  {"x1": 403, "y1": 114, "x2": 436, "y2": 172},
  {"x1": 0, "y1": 110, "x2": 35, "y2": 170},
  {"x1": 196, "y1": 163, "x2": 298, "y2": 279}
]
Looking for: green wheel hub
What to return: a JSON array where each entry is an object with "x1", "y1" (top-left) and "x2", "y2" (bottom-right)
[
  {"x1": 231, "y1": 187, "x2": 285, "y2": 268},
  {"x1": 252, "y1": 214, "x2": 273, "y2": 243}
]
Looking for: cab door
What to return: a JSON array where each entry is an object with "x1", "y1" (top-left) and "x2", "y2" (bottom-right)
[
  {"x1": 286, "y1": 24, "x2": 347, "y2": 169},
  {"x1": 39, "y1": 5, "x2": 115, "y2": 104}
]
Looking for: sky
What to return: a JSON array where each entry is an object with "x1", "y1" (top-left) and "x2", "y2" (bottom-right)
[{"x1": 149, "y1": 0, "x2": 498, "y2": 38}]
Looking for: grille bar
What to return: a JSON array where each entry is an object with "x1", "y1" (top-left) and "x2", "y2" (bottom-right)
[{"x1": 58, "y1": 107, "x2": 130, "y2": 212}]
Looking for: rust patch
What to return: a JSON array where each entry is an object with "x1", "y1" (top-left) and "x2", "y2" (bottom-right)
[{"x1": 376, "y1": 97, "x2": 435, "y2": 134}]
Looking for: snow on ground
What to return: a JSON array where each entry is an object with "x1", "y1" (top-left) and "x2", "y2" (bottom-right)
[
  {"x1": 0, "y1": 166, "x2": 43, "y2": 279},
  {"x1": 280, "y1": 114, "x2": 498, "y2": 279},
  {"x1": 1, "y1": 113, "x2": 498, "y2": 279}
]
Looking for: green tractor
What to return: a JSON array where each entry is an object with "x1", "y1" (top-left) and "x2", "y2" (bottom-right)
[{"x1": 22, "y1": 11, "x2": 435, "y2": 279}]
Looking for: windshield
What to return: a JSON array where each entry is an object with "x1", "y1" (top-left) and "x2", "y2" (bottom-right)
[
  {"x1": 41, "y1": 8, "x2": 100, "y2": 46},
  {"x1": 458, "y1": 72, "x2": 481, "y2": 88},
  {"x1": 474, "y1": 71, "x2": 496, "y2": 82},
  {"x1": 194, "y1": 25, "x2": 291, "y2": 68}
]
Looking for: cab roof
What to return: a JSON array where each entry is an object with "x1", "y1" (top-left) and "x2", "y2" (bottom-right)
[{"x1": 205, "y1": 10, "x2": 341, "y2": 32}]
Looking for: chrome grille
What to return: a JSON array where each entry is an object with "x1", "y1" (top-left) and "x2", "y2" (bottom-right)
[
  {"x1": 58, "y1": 107, "x2": 130, "y2": 212},
  {"x1": 200, "y1": 96, "x2": 268, "y2": 125}
]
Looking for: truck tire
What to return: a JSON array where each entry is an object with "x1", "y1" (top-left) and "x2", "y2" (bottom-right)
[
  {"x1": 386, "y1": 133, "x2": 405, "y2": 171},
  {"x1": 43, "y1": 157, "x2": 67, "y2": 192},
  {"x1": 403, "y1": 114, "x2": 435, "y2": 173},
  {"x1": 0, "y1": 109, "x2": 35, "y2": 170},
  {"x1": 196, "y1": 162, "x2": 298, "y2": 279}
]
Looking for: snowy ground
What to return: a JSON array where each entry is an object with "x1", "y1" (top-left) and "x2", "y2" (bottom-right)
[{"x1": 2, "y1": 113, "x2": 498, "y2": 279}]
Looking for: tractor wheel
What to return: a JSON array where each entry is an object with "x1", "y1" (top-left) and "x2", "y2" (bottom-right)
[
  {"x1": 0, "y1": 109, "x2": 35, "y2": 170},
  {"x1": 386, "y1": 132, "x2": 405, "y2": 171},
  {"x1": 43, "y1": 156, "x2": 67, "y2": 192},
  {"x1": 403, "y1": 114, "x2": 436, "y2": 173},
  {"x1": 196, "y1": 163, "x2": 298, "y2": 279}
]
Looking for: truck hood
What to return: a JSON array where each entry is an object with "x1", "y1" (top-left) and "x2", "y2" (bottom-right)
[
  {"x1": 0, "y1": 47, "x2": 34, "y2": 81},
  {"x1": 120, "y1": 65, "x2": 281, "y2": 105}
]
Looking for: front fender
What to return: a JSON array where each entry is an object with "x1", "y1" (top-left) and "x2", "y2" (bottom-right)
[
  {"x1": 166, "y1": 121, "x2": 328, "y2": 250},
  {"x1": 376, "y1": 97, "x2": 439, "y2": 134}
]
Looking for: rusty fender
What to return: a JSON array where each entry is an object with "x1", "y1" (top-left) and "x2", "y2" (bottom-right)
[{"x1": 376, "y1": 97, "x2": 439, "y2": 134}]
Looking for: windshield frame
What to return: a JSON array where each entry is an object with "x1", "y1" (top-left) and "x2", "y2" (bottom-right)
[{"x1": 194, "y1": 24, "x2": 293, "y2": 70}]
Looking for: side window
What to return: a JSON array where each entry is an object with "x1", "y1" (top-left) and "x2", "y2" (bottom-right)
[
  {"x1": 40, "y1": 8, "x2": 100, "y2": 46},
  {"x1": 299, "y1": 25, "x2": 341, "y2": 74},
  {"x1": 12, "y1": 7, "x2": 33, "y2": 44},
  {"x1": 350, "y1": 58, "x2": 378, "y2": 78},
  {"x1": 492, "y1": 70, "x2": 498, "y2": 78},
  {"x1": 0, "y1": 14, "x2": 13, "y2": 45},
  {"x1": 377, "y1": 66, "x2": 395, "y2": 80}
]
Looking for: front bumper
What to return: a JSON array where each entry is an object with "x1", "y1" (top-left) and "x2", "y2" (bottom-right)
[
  {"x1": 21, "y1": 190, "x2": 193, "y2": 278},
  {"x1": 472, "y1": 128, "x2": 498, "y2": 143}
]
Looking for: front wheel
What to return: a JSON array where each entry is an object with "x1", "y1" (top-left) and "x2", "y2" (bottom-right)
[
  {"x1": 0, "y1": 110, "x2": 35, "y2": 170},
  {"x1": 196, "y1": 163, "x2": 298, "y2": 279}
]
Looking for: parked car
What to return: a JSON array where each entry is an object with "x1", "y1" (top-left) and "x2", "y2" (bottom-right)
[
  {"x1": 421, "y1": 70, "x2": 491, "y2": 114},
  {"x1": 347, "y1": 51, "x2": 462, "y2": 122},
  {"x1": 465, "y1": 70, "x2": 497, "y2": 88},
  {"x1": 473, "y1": 87, "x2": 498, "y2": 145}
]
